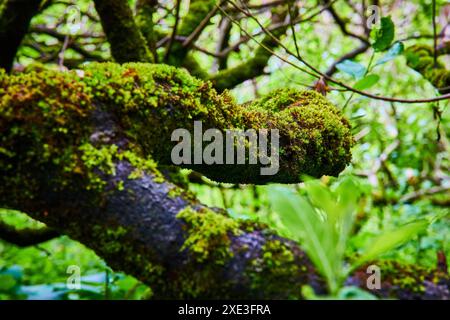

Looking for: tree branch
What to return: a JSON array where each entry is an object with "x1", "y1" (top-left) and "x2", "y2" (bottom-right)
[
  {"x1": 0, "y1": 219, "x2": 59, "y2": 247},
  {"x1": 93, "y1": 0, "x2": 153, "y2": 63},
  {"x1": 322, "y1": 0, "x2": 369, "y2": 44},
  {"x1": 0, "y1": 64, "x2": 447, "y2": 299},
  {"x1": 209, "y1": 2, "x2": 293, "y2": 91},
  {"x1": 166, "y1": 0, "x2": 217, "y2": 66},
  {"x1": 0, "y1": 0, "x2": 43, "y2": 72},
  {"x1": 325, "y1": 43, "x2": 370, "y2": 76},
  {"x1": 136, "y1": 0, "x2": 159, "y2": 63}
]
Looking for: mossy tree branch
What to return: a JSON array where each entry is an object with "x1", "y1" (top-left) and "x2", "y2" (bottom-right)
[
  {"x1": 0, "y1": 64, "x2": 448, "y2": 299},
  {"x1": 93, "y1": 0, "x2": 154, "y2": 63},
  {"x1": 0, "y1": 219, "x2": 59, "y2": 247},
  {"x1": 0, "y1": 0, "x2": 43, "y2": 72},
  {"x1": 208, "y1": 4, "x2": 291, "y2": 91},
  {"x1": 136, "y1": 0, "x2": 159, "y2": 63}
]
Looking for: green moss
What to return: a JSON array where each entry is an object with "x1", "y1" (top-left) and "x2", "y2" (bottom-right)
[
  {"x1": 81, "y1": 62, "x2": 352, "y2": 183},
  {"x1": 92, "y1": 225, "x2": 129, "y2": 254},
  {"x1": 93, "y1": 0, "x2": 153, "y2": 63},
  {"x1": 135, "y1": 0, "x2": 158, "y2": 60},
  {"x1": 245, "y1": 239, "x2": 304, "y2": 298},
  {"x1": 405, "y1": 45, "x2": 450, "y2": 94},
  {"x1": 80, "y1": 143, "x2": 118, "y2": 175},
  {"x1": 176, "y1": 207, "x2": 240, "y2": 263},
  {"x1": 365, "y1": 260, "x2": 446, "y2": 296},
  {"x1": 167, "y1": 0, "x2": 217, "y2": 65},
  {"x1": 0, "y1": 69, "x2": 94, "y2": 202}
]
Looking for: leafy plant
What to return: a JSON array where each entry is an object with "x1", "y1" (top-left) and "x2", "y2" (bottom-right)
[
  {"x1": 336, "y1": 60, "x2": 367, "y2": 79},
  {"x1": 267, "y1": 176, "x2": 430, "y2": 296}
]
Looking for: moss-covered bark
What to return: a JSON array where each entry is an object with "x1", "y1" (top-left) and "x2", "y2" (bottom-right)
[
  {"x1": 93, "y1": 0, "x2": 154, "y2": 63},
  {"x1": 0, "y1": 0, "x2": 43, "y2": 72},
  {"x1": 0, "y1": 64, "x2": 448, "y2": 299},
  {"x1": 0, "y1": 62, "x2": 353, "y2": 186},
  {"x1": 405, "y1": 45, "x2": 450, "y2": 94}
]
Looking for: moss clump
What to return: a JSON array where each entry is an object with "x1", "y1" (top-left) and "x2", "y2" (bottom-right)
[
  {"x1": 405, "y1": 45, "x2": 450, "y2": 94},
  {"x1": 0, "y1": 69, "x2": 94, "y2": 203},
  {"x1": 242, "y1": 89, "x2": 354, "y2": 182},
  {"x1": 1, "y1": 62, "x2": 353, "y2": 191},
  {"x1": 176, "y1": 207, "x2": 240, "y2": 263}
]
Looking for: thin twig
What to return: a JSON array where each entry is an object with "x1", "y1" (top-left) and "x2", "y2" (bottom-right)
[
  {"x1": 227, "y1": 0, "x2": 450, "y2": 104},
  {"x1": 164, "y1": 0, "x2": 182, "y2": 61},
  {"x1": 182, "y1": 0, "x2": 227, "y2": 48}
]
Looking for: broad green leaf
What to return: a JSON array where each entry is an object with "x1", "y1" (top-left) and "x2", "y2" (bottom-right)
[
  {"x1": 355, "y1": 220, "x2": 429, "y2": 267},
  {"x1": 336, "y1": 286, "x2": 378, "y2": 300},
  {"x1": 305, "y1": 181, "x2": 336, "y2": 218},
  {"x1": 0, "y1": 274, "x2": 17, "y2": 291},
  {"x1": 335, "y1": 60, "x2": 366, "y2": 79},
  {"x1": 333, "y1": 177, "x2": 360, "y2": 260},
  {"x1": 354, "y1": 74, "x2": 380, "y2": 90},
  {"x1": 375, "y1": 42, "x2": 404, "y2": 66},
  {"x1": 268, "y1": 186, "x2": 342, "y2": 293},
  {"x1": 371, "y1": 17, "x2": 395, "y2": 52}
]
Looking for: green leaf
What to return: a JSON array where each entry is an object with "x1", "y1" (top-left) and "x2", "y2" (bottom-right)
[
  {"x1": 336, "y1": 60, "x2": 366, "y2": 79},
  {"x1": 355, "y1": 220, "x2": 429, "y2": 267},
  {"x1": 375, "y1": 42, "x2": 404, "y2": 66},
  {"x1": 305, "y1": 181, "x2": 336, "y2": 217},
  {"x1": 354, "y1": 74, "x2": 380, "y2": 90},
  {"x1": 268, "y1": 187, "x2": 340, "y2": 292},
  {"x1": 0, "y1": 274, "x2": 17, "y2": 291},
  {"x1": 371, "y1": 17, "x2": 395, "y2": 52}
]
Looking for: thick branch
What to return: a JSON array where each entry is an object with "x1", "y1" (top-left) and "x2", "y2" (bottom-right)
[
  {"x1": 208, "y1": 5, "x2": 291, "y2": 91},
  {"x1": 0, "y1": 0, "x2": 43, "y2": 72},
  {"x1": 93, "y1": 0, "x2": 153, "y2": 63},
  {"x1": 136, "y1": 0, "x2": 159, "y2": 62},
  {"x1": 0, "y1": 64, "x2": 447, "y2": 299}
]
